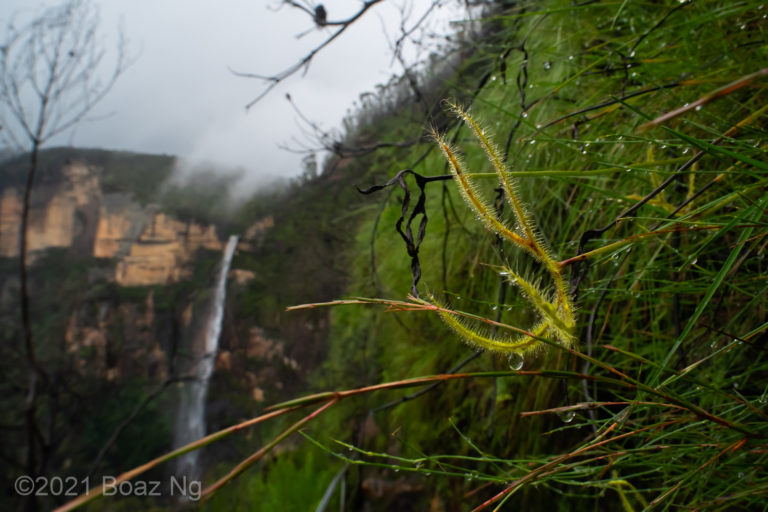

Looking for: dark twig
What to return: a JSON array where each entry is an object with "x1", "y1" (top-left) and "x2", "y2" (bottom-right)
[{"x1": 357, "y1": 170, "x2": 453, "y2": 297}]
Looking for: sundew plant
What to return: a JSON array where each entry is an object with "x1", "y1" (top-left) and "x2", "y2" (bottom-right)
[{"x1": 429, "y1": 102, "x2": 577, "y2": 359}]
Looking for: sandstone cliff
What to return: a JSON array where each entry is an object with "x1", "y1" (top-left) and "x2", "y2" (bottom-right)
[{"x1": 0, "y1": 160, "x2": 223, "y2": 286}]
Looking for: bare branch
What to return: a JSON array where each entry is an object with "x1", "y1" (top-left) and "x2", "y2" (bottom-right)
[
  {"x1": 236, "y1": 0, "x2": 385, "y2": 109},
  {"x1": 0, "y1": 2, "x2": 132, "y2": 505}
]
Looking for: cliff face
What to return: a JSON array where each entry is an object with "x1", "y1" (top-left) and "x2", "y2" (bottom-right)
[
  {"x1": 0, "y1": 150, "x2": 300, "y2": 403},
  {"x1": 0, "y1": 161, "x2": 222, "y2": 285},
  {"x1": 0, "y1": 149, "x2": 325, "y2": 498}
]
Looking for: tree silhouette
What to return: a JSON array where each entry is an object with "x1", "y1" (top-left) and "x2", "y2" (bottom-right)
[{"x1": 0, "y1": 1, "x2": 130, "y2": 508}]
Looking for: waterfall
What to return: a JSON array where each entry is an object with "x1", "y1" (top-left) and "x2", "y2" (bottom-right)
[{"x1": 174, "y1": 235, "x2": 238, "y2": 482}]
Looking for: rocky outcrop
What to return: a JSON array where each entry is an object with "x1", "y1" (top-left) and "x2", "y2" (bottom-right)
[
  {"x1": 1, "y1": 160, "x2": 223, "y2": 286},
  {"x1": 113, "y1": 212, "x2": 222, "y2": 286},
  {"x1": 64, "y1": 290, "x2": 168, "y2": 380}
]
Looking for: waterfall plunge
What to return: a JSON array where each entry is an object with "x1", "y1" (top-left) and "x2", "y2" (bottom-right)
[{"x1": 174, "y1": 235, "x2": 238, "y2": 482}]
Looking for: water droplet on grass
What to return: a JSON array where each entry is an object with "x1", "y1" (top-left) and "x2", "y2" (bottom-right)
[
  {"x1": 508, "y1": 353, "x2": 524, "y2": 370},
  {"x1": 558, "y1": 410, "x2": 576, "y2": 423},
  {"x1": 543, "y1": 61, "x2": 551, "y2": 70}
]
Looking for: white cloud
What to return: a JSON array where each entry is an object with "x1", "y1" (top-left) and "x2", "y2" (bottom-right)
[{"x1": 1, "y1": 0, "x2": 463, "y2": 182}]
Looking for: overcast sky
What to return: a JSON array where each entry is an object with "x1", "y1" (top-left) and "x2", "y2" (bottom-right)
[{"x1": 0, "y1": 0, "x2": 463, "y2": 187}]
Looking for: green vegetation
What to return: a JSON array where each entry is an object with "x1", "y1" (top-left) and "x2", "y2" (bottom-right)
[
  {"x1": 0, "y1": 147, "x2": 175, "y2": 205},
  {"x1": 207, "y1": 1, "x2": 768, "y2": 510}
]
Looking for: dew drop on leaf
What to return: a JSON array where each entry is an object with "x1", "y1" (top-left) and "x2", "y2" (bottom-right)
[
  {"x1": 508, "y1": 352, "x2": 524, "y2": 370},
  {"x1": 558, "y1": 410, "x2": 576, "y2": 423}
]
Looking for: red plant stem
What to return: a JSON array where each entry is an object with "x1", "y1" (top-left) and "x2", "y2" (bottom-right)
[
  {"x1": 202, "y1": 399, "x2": 337, "y2": 498},
  {"x1": 472, "y1": 421, "x2": 679, "y2": 511},
  {"x1": 54, "y1": 406, "x2": 300, "y2": 512}
]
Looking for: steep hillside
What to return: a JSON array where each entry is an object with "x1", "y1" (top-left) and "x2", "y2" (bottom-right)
[{"x1": 205, "y1": 1, "x2": 768, "y2": 511}]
